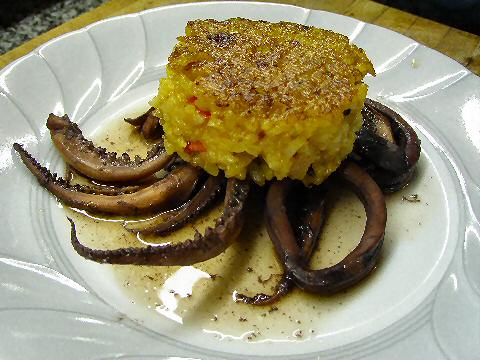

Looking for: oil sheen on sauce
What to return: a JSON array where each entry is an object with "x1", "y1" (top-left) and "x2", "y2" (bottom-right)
[{"x1": 66, "y1": 112, "x2": 431, "y2": 342}]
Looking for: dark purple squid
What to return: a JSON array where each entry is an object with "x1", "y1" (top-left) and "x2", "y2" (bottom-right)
[
  {"x1": 47, "y1": 113, "x2": 173, "y2": 183},
  {"x1": 235, "y1": 185, "x2": 326, "y2": 305},
  {"x1": 124, "y1": 175, "x2": 225, "y2": 235},
  {"x1": 69, "y1": 178, "x2": 250, "y2": 266},
  {"x1": 266, "y1": 161, "x2": 387, "y2": 294},
  {"x1": 64, "y1": 165, "x2": 148, "y2": 195},
  {"x1": 124, "y1": 107, "x2": 163, "y2": 140},
  {"x1": 353, "y1": 98, "x2": 421, "y2": 192},
  {"x1": 13, "y1": 98, "x2": 421, "y2": 304},
  {"x1": 13, "y1": 143, "x2": 201, "y2": 215}
]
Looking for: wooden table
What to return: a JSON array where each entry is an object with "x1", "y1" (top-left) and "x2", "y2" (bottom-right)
[{"x1": 1, "y1": 0, "x2": 479, "y2": 75}]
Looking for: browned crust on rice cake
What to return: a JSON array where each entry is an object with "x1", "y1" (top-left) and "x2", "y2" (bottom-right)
[{"x1": 168, "y1": 18, "x2": 375, "y2": 115}]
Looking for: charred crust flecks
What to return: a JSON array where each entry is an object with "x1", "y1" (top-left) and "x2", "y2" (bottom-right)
[{"x1": 207, "y1": 32, "x2": 237, "y2": 47}]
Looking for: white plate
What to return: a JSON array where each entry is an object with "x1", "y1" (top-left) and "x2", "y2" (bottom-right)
[{"x1": 0, "y1": 2, "x2": 479, "y2": 359}]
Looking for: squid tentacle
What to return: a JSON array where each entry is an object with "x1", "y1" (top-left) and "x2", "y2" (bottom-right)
[
  {"x1": 47, "y1": 113, "x2": 173, "y2": 182},
  {"x1": 266, "y1": 161, "x2": 387, "y2": 294},
  {"x1": 13, "y1": 143, "x2": 200, "y2": 215},
  {"x1": 124, "y1": 175, "x2": 225, "y2": 235},
  {"x1": 235, "y1": 186, "x2": 326, "y2": 305},
  {"x1": 124, "y1": 107, "x2": 156, "y2": 126},
  {"x1": 354, "y1": 99, "x2": 421, "y2": 192},
  {"x1": 69, "y1": 178, "x2": 250, "y2": 266}
]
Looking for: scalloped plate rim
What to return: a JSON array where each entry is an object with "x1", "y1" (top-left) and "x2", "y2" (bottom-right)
[{"x1": 1, "y1": 2, "x2": 479, "y2": 360}]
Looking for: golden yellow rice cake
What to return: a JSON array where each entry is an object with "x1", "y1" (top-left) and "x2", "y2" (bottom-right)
[{"x1": 151, "y1": 18, "x2": 375, "y2": 185}]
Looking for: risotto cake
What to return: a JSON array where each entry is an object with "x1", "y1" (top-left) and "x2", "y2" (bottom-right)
[{"x1": 151, "y1": 18, "x2": 375, "y2": 185}]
